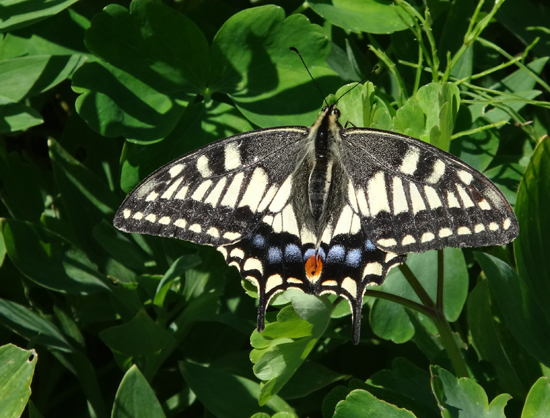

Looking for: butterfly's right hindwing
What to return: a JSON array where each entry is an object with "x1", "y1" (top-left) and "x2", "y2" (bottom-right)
[{"x1": 114, "y1": 127, "x2": 308, "y2": 246}]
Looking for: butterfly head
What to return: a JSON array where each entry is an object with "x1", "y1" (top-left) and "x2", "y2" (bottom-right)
[{"x1": 320, "y1": 104, "x2": 341, "y2": 126}]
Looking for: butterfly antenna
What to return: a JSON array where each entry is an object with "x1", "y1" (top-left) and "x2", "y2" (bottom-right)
[
  {"x1": 290, "y1": 47, "x2": 329, "y2": 107},
  {"x1": 335, "y1": 65, "x2": 379, "y2": 104}
]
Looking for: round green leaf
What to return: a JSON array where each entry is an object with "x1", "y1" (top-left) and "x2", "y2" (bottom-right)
[
  {"x1": 120, "y1": 100, "x2": 254, "y2": 192},
  {"x1": 308, "y1": 0, "x2": 410, "y2": 34},
  {"x1": 100, "y1": 310, "x2": 175, "y2": 356},
  {"x1": 370, "y1": 248, "x2": 468, "y2": 343},
  {"x1": 430, "y1": 365, "x2": 510, "y2": 417},
  {"x1": 365, "y1": 358, "x2": 438, "y2": 417},
  {"x1": 73, "y1": 0, "x2": 208, "y2": 143},
  {"x1": 210, "y1": 5, "x2": 341, "y2": 127}
]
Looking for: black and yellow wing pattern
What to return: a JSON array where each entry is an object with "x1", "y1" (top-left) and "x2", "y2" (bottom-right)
[{"x1": 114, "y1": 105, "x2": 518, "y2": 344}]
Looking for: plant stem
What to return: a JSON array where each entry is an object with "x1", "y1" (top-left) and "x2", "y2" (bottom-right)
[
  {"x1": 477, "y1": 37, "x2": 550, "y2": 93},
  {"x1": 398, "y1": 263, "x2": 434, "y2": 308},
  {"x1": 436, "y1": 250, "x2": 444, "y2": 309},
  {"x1": 366, "y1": 289, "x2": 436, "y2": 318},
  {"x1": 396, "y1": 258, "x2": 469, "y2": 378},
  {"x1": 367, "y1": 37, "x2": 408, "y2": 105},
  {"x1": 451, "y1": 121, "x2": 508, "y2": 140},
  {"x1": 432, "y1": 310, "x2": 469, "y2": 378}
]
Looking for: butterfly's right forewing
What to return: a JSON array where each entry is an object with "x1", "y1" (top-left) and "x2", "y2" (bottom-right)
[{"x1": 114, "y1": 127, "x2": 308, "y2": 247}]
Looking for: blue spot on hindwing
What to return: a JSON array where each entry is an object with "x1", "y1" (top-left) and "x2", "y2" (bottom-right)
[
  {"x1": 345, "y1": 248, "x2": 362, "y2": 267},
  {"x1": 267, "y1": 247, "x2": 283, "y2": 263},
  {"x1": 284, "y1": 244, "x2": 301, "y2": 262},
  {"x1": 327, "y1": 245, "x2": 345, "y2": 263},
  {"x1": 252, "y1": 234, "x2": 266, "y2": 248}
]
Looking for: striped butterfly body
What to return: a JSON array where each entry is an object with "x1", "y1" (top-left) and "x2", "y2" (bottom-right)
[{"x1": 114, "y1": 104, "x2": 518, "y2": 344}]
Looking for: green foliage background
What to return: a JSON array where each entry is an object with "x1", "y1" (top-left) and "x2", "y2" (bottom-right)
[{"x1": 1, "y1": 0, "x2": 550, "y2": 417}]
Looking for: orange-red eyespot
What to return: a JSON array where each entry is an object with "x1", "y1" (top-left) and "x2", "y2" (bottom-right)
[{"x1": 305, "y1": 255, "x2": 323, "y2": 283}]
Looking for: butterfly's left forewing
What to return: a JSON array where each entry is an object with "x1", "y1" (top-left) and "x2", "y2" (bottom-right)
[{"x1": 340, "y1": 128, "x2": 519, "y2": 254}]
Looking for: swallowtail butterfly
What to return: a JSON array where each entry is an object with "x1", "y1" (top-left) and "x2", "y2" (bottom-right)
[{"x1": 114, "y1": 101, "x2": 518, "y2": 344}]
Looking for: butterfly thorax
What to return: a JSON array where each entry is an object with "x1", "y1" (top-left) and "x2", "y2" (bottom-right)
[{"x1": 306, "y1": 105, "x2": 346, "y2": 236}]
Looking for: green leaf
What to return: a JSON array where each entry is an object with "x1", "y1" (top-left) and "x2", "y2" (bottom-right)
[
  {"x1": 371, "y1": 248, "x2": 468, "y2": 343},
  {"x1": 28, "y1": 401, "x2": 46, "y2": 418},
  {"x1": 323, "y1": 385, "x2": 355, "y2": 418},
  {"x1": 467, "y1": 279, "x2": 526, "y2": 398},
  {"x1": 210, "y1": 5, "x2": 340, "y2": 127},
  {"x1": 285, "y1": 290, "x2": 332, "y2": 338},
  {"x1": 0, "y1": 344, "x2": 36, "y2": 418},
  {"x1": 120, "y1": 101, "x2": 254, "y2": 192},
  {"x1": 92, "y1": 220, "x2": 146, "y2": 272},
  {"x1": 434, "y1": 83, "x2": 460, "y2": 152},
  {"x1": 470, "y1": 58, "x2": 547, "y2": 126},
  {"x1": 334, "y1": 82, "x2": 376, "y2": 128},
  {"x1": 0, "y1": 141, "x2": 49, "y2": 221},
  {"x1": 493, "y1": 57, "x2": 548, "y2": 96},
  {"x1": 365, "y1": 358, "x2": 439, "y2": 417},
  {"x1": 154, "y1": 254, "x2": 202, "y2": 307},
  {"x1": 0, "y1": 9, "x2": 89, "y2": 59},
  {"x1": 515, "y1": 137, "x2": 550, "y2": 308},
  {"x1": 430, "y1": 366, "x2": 510, "y2": 418},
  {"x1": 450, "y1": 123, "x2": 500, "y2": 172},
  {"x1": 0, "y1": 0, "x2": 79, "y2": 32},
  {"x1": 393, "y1": 97, "x2": 426, "y2": 139},
  {"x1": 392, "y1": 82, "x2": 460, "y2": 151},
  {"x1": 0, "y1": 299, "x2": 73, "y2": 352},
  {"x1": 481, "y1": 90, "x2": 541, "y2": 125},
  {"x1": 334, "y1": 389, "x2": 417, "y2": 417},
  {"x1": 522, "y1": 377, "x2": 550, "y2": 418},
  {"x1": 251, "y1": 292, "x2": 332, "y2": 405},
  {"x1": 437, "y1": 0, "x2": 475, "y2": 70},
  {"x1": 475, "y1": 251, "x2": 550, "y2": 367},
  {"x1": 73, "y1": 0, "x2": 207, "y2": 142},
  {"x1": 278, "y1": 360, "x2": 349, "y2": 400},
  {"x1": 1, "y1": 218, "x2": 109, "y2": 294},
  {"x1": 180, "y1": 360, "x2": 294, "y2": 418},
  {"x1": 496, "y1": 1, "x2": 550, "y2": 57},
  {"x1": 308, "y1": 0, "x2": 410, "y2": 34},
  {"x1": 100, "y1": 310, "x2": 175, "y2": 356},
  {"x1": 0, "y1": 103, "x2": 43, "y2": 133},
  {"x1": 0, "y1": 227, "x2": 5, "y2": 268},
  {"x1": 49, "y1": 138, "x2": 120, "y2": 252},
  {"x1": 0, "y1": 55, "x2": 84, "y2": 104},
  {"x1": 112, "y1": 365, "x2": 166, "y2": 418},
  {"x1": 485, "y1": 163, "x2": 524, "y2": 206},
  {"x1": 415, "y1": 83, "x2": 443, "y2": 140}
]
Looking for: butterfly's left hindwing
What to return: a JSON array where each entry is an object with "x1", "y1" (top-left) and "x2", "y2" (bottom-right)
[
  {"x1": 340, "y1": 128, "x2": 519, "y2": 254},
  {"x1": 114, "y1": 127, "x2": 308, "y2": 245}
]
